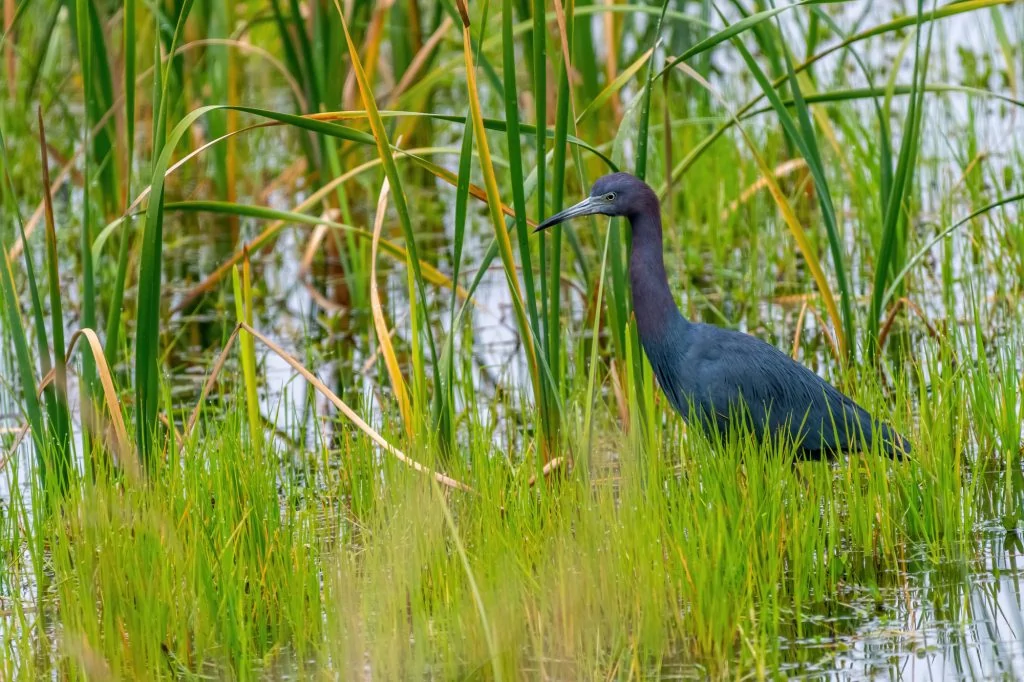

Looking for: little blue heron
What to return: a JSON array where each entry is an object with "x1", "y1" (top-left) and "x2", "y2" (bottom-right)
[{"x1": 536, "y1": 172, "x2": 910, "y2": 459}]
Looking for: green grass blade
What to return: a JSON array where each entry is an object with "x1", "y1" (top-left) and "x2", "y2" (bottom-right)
[
  {"x1": 21, "y1": 2, "x2": 61, "y2": 103},
  {"x1": 71, "y1": 0, "x2": 119, "y2": 217},
  {"x1": 503, "y1": 0, "x2": 540, "y2": 342},
  {"x1": 634, "y1": 0, "x2": 669, "y2": 182},
  {"x1": 151, "y1": 30, "x2": 165, "y2": 159},
  {"x1": 546, "y1": 0, "x2": 576, "y2": 421},
  {"x1": 0, "y1": 250, "x2": 46, "y2": 475},
  {"x1": 583, "y1": 225, "x2": 613, "y2": 459},
  {"x1": 286, "y1": 0, "x2": 322, "y2": 108},
  {"x1": 0, "y1": 129, "x2": 54, "y2": 421},
  {"x1": 77, "y1": 16, "x2": 97, "y2": 426},
  {"x1": 268, "y1": 0, "x2": 316, "y2": 129},
  {"x1": 805, "y1": 5, "x2": 893, "y2": 217},
  {"x1": 133, "y1": 0, "x2": 196, "y2": 464},
  {"x1": 989, "y1": 7, "x2": 1016, "y2": 98},
  {"x1": 104, "y1": 0, "x2": 136, "y2": 363},
  {"x1": 37, "y1": 109, "x2": 72, "y2": 490},
  {"x1": 232, "y1": 257, "x2": 261, "y2": 461},
  {"x1": 434, "y1": 116, "x2": 475, "y2": 454},
  {"x1": 744, "y1": 83, "x2": 1024, "y2": 115},
  {"x1": 451, "y1": 122, "x2": 473, "y2": 305},
  {"x1": 533, "y1": 0, "x2": 548, "y2": 353},
  {"x1": 868, "y1": 1, "x2": 936, "y2": 350}
]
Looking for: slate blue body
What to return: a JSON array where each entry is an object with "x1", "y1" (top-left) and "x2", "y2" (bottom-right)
[{"x1": 537, "y1": 172, "x2": 910, "y2": 458}]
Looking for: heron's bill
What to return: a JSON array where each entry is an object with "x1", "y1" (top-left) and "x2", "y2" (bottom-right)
[{"x1": 534, "y1": 196, "x2": 602, "y2": 232}]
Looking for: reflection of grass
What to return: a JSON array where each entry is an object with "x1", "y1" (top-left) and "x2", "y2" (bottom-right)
[{"x1": 1, "y1": 0, "x2": 1023, "y2": 677}]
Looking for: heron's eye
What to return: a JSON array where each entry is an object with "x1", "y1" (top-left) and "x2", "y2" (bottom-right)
[{"x1": 604, "y1": 192, "x2": 616, "y2": 202}]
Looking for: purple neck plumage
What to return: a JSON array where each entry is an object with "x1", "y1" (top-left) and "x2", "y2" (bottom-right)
[{"x1": 627, "y1": 199, "x2": 687, "y2": 339}]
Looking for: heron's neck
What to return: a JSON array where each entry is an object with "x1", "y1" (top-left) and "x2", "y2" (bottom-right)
[{"x1": 628, "y1": 209, "x2": 687, "y2": 339}]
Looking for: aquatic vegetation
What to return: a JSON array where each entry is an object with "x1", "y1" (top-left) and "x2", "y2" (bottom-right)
[{"x1": 0, "y1": 0, "x2": 1022, "y2": 678}]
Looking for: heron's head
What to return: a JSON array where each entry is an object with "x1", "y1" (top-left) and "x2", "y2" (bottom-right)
[{"x1": 534, "y1": 172, "x2": 657, "y2": 232}]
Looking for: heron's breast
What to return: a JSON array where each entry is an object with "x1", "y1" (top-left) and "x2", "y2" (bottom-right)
[{"x1": 638, "y1": 323, "x2": 696, "y2": 415}]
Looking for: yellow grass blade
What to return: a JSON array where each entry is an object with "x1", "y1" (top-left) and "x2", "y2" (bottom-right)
[
  {"x1": 576, "y1": 47, "x2": 652, "y2": 124},
  {"x1": 369, "y1": 179, "x2": 413, "y2": 436},
  {"x1": 455, "y1": 1, "x2": 542, "y2": 419},
  {"x1": 240, "y1": 323, "x2": 473, "y2": 493},
  {"x1": 232, "y1": 251, "x2": 262, "y2": 460},
  {"x1": 1, "y1": 328, "x2": 137, "y2": 480},
  {"x1": 70, "y1": 328, "x2": 136, "y2": 477}
]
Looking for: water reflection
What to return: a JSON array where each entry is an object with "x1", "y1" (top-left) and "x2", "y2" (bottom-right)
[{"x1": 815, "y1": 533, "x2": 1024, "y2": 680}]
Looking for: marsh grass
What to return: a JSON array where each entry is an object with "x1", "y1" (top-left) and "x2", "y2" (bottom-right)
[
  {"x1": 1, "y1": 0, "x2": 1023, "y2": 678},
  {"x1": 3, "y1": 345, "x2": 1006, "y2": 678}
]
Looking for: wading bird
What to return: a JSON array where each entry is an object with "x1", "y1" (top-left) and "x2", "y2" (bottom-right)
[{"x1": 535, "y1": 172, "x2": 910, "y2": 459}]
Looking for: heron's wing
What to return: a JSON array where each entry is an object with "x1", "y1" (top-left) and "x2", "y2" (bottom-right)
[{"x1": 682, "y1": 325, "x2": 873, "y2": 450}]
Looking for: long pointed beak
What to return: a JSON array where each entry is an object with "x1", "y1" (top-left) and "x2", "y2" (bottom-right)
[{"x1": 534, "y1": 196, "x2": 603, "y2": 232}]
